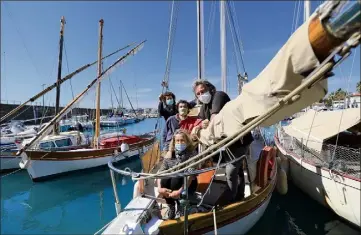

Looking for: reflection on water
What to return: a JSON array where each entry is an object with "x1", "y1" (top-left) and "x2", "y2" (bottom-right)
[
  {"x1": 1, "y1": 159, "x2": 142, "y2": 234},
  {"x1": 1, "y1": 119, "x2": 359, "y2": 234}
]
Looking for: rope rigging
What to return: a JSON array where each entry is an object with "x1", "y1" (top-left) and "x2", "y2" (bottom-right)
[
  {"x1": 112, "y1": 33, "x2": 361, "y2": 180},
  {"x1": 64, "y1": 40, "x2": 75, "y2": 100},
  {"x1": 225, "y1": 3, "x2": 242, "y2": 76},
  {"x1": 331, "y1": 50, "x2": 357, "y2": 161},
  {"x1": 161, "y1": 0, "x2": 179, "y2": 92},
  {"x1": 120, "y1": 80, "x2": 138, "y2": 118},
  {"x1": 155, "y1": 0, "x2": 179, "y2": 139},
  {"x1": 3, "y1": 2, "x2": 44, "y2": 81},
  {"x1": 225, "y1": 0, "x2": 247, "y2": 74},
  {"x1": 205, "y1": 0, "x2": 217, "y2": 57}
]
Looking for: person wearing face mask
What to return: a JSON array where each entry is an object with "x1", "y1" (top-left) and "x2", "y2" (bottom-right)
[
  {"x1": 192, "y1": 79, "x2": 254, "y2": 202},
  {"x1": 157, "y1": 130, "x2": 198, "y2": 219},
  {"x1": 162, "y1": 100, "x2": 203, "y2": 151},
  {"x1": 158, "y1": 91, "x2": 177, "y2": 121}
]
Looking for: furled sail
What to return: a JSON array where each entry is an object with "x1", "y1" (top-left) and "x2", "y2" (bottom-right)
[{"x1": 198, "y1": 0, "x2": 360, "y2": 145}]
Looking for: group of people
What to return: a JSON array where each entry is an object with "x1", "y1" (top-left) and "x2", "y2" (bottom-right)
[{"x1": 157, "y1": 79, "x2": 254, "y2": 219}]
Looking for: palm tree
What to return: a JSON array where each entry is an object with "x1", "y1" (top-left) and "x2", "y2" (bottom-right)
[{"x1": 357, "y1": 81, "x2": 360, "y2": 93}]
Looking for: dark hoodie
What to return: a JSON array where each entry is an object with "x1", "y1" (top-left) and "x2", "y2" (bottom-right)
[{"x1": 158, "y1": 101, "x2": 177, "y2": 121}]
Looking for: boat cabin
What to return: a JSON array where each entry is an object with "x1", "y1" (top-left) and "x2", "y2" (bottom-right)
[{"x1": 22, "y1": 131, "x2": 89, "y2": 151}]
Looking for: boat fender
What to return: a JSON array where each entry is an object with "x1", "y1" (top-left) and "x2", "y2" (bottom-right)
[
  {"x1": 121, "y1": 142, "x2": 130, "y2": 152},
  {"x1": 133, "y1": 181, "x2": 141, "y2": 198},
  {"x1": 276, "y1": 168, "x2": 288, "y2": 195},
  {"x1": 279, "y1": 153, "x2": 290, "y2": 176},
  {"x1": 276, "y1": 157, "x2": 288, "y2": 195}
]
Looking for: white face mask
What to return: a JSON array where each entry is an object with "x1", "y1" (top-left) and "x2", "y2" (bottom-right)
[
  {"x1": 178, "y1": 107, "x2": 188, "y2": 116},
  {"x1": 198, "y1": 91, "x2": 212, "y2": 104}
]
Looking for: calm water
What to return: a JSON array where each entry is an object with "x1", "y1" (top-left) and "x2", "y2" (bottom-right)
[{"x1": 1, "y1": 119, "x2": 358, "y2": 234}]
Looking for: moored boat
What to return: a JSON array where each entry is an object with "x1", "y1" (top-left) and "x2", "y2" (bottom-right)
[
  {"x1": 17, "y1": 132, "x2": 155, "y2": 181},
  {"x1": 13, "y1": 19, "x2": 147, "y2": 182},
  {"x1": 275, "y1": 108, "x2": 361, "y2": 227},
  {"x1": 102, "y1": 138, "x2": 276, "y2": 235}
]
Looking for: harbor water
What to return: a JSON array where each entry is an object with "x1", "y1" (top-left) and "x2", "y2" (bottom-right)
[{"x1": 1, "y1": 119, "x2": 358, "y2": 234}]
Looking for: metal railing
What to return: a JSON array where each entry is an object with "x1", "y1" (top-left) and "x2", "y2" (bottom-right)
[{"x1": 277, "y1": 127, "x2": 360, "y2": 179}]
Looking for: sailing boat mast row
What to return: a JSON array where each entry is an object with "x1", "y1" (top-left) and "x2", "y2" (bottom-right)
[
  {"x1": 14, "y1": 17, "x2": 150, "y2": 182},
  {"x1": 94, "y1": 19, "x2": 104, "y2": 148},
  {"x1": 0, "y1": 45, "x2": 134, "y2": 124},
  {"x1": 54, "y1": 16, "x2": 66, "y2": 135}
]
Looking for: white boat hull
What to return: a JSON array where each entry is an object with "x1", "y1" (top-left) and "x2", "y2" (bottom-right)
[
  {"x1": 0, "y1": 155, "x2": 21, "y2": 171},
  {"x1": 205, "y1": 195, "x2": 271, "y2": 235},
  {"x1": 103, "y1": 188, "x2": 273, "y2": 235},
  {"x1": 23, "y1": 147, "x2": 150, "y2": 181},
  {"x1": 275, "y1": 138, "x2": 361, "y2": 228}
]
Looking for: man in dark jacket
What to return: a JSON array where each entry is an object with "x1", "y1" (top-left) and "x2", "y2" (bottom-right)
[{"x1": 192, "y1": 79, "x2": 253, "y2": 202}]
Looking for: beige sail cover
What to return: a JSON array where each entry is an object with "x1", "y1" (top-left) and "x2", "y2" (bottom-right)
[
  {"x1": 199, "y1": 16, "x2": 327, "y2": 146},
  {"x1": 283, "y1": 108, "x2": 361, "y2": 152}
]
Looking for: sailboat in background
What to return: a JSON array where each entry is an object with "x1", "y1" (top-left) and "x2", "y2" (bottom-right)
[
  {"x1": 14, "y1": 19, "x2": 155, "y2": 182},
  {"x1": 274, "y1": 1, "x2": 361, "y2": 228}
]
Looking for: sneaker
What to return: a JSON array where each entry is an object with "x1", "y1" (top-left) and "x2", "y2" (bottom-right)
[{"x1": 166, "y1": 204, "x2": 176, "y2": 220}]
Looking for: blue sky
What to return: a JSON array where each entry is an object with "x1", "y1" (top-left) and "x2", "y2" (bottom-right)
[{"x1": 1, "y1": 1, "x2": 360, "y2": 109}]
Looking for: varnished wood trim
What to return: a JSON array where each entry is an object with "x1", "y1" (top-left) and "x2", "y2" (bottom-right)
[
  {"x1": 309, "y1": 17, "x2": 342, "y2": 62},
  {"x1": 26, "y1": 137, "x2": 155, "y2": 161},
  {"x1": 141, "y1": 141, "x2": 160, "y2": 173},
  {"x1": 159, "y1": 174, "x2": 277, "y2": 234}
]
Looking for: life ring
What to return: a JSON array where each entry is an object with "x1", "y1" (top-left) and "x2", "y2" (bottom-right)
[{"x1": 255, "y1": 146, "x2": 277, "y2": 188}]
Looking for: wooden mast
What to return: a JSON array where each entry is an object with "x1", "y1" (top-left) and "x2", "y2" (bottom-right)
[
  {"x1": 196, "y1": 0, "x2": 205, "y2": 80},
  {"x1": 220, "y1": 0, "x2": 227, "y2": 92},
  {"x1": 53, "y1": 16, "x2": 66, "y2": 135},
  {"x1": 94, "y1": 19, "x2": 104, "y2": 148}
]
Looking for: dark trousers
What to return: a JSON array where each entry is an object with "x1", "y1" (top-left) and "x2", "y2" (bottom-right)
[
  {"x1": 217, "y1": 143, "x2": 247, "y2": 201},
  {"x1": 160, "y1": 177, "x2": 198, "y2": 205}
]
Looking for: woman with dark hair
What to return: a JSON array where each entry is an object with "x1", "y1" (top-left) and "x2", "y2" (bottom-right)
[{"x1": 158, "y1": 91, "x2": 177, "y2": 121}]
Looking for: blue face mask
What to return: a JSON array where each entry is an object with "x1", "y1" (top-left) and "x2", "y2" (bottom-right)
[
  {"x1": 175, "y1": 143, "x2": 187, "y2": 152},
  {"x1": 166, "y1": 99, "x2": 174, "y2": 105}
]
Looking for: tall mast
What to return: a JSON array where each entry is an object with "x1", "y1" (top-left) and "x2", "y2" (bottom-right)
[
  {"x1": 53, "y1": 16, "x2": 66, "y2": 135},
  {"x1": 304, "y1": 0, "x2": 311, "y2": 22},
  {"x1": 197, "y1": 0, "x2": 205, "y2": 80},
  {"x1": 220, "y1": 1, "x2": 227, "y2": 92},
  {"x1": 120, "y1": 82, "x2": 124, "y2": 110},
  {"x1": 94, "y1": 19, "x2": 104, "y2": 148}
]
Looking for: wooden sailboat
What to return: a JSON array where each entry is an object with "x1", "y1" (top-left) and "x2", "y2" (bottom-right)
[
  {"x1": 99, "y1": 1, "x2": 360, "y2": 234},
  {"x1": 15, "y1": 19, "x2": 155, "y2": 182},
  {"x1": 274, "y1": 1, "x2": 361, "y2": 228}
]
